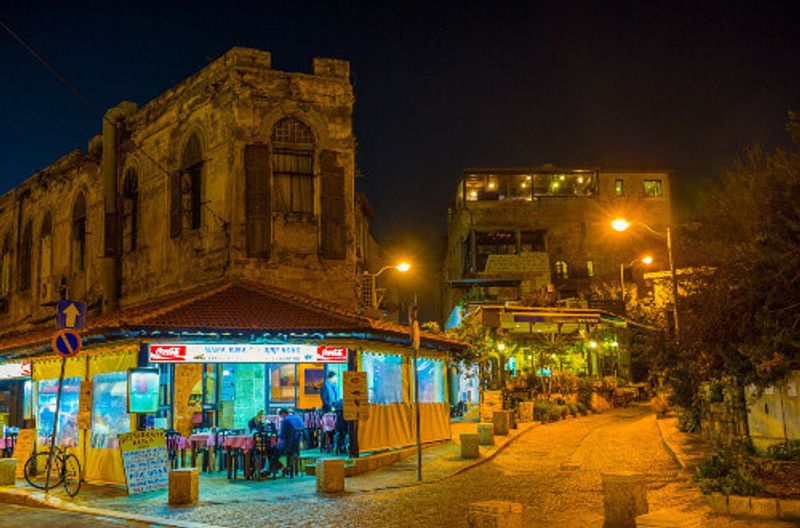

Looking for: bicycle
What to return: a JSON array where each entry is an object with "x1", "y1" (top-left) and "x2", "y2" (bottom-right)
[{"x1": 23, "y1": 445, "x2": 82, "y2": 497}]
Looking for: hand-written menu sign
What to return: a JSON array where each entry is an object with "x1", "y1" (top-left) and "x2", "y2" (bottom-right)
[
  {"x1": 11, "y1": 429, "x2": 35, "y2": 477},
  {"x1": 77, "y1": 380, "x2": 93, "y2": 430},
  {"x1": 118, "y1": 429, "x2": 170, "y2": 494},
  {"x1": 343, "y1": 371, "x2": 369, "y2": 421}
]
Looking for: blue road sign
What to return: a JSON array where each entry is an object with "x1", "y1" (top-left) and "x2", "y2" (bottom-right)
[
  {"x1": 56, "y1": 300, "x2": 86, "y2": 330},
  {"x1": 52, "y1": 329, "x2": 82, "y2": 358}
]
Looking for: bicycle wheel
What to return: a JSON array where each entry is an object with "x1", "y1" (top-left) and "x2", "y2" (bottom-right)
[
  {"x1": 63, "y1": 454, "x2": 82, "y2": 497},
  {"x1": 24, "y1": 451, "x2": 65, "y2": 490}
]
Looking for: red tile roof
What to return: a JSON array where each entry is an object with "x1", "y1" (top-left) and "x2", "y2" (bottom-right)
[{"x1": 0, "y1": 279, "x2": 465, "y2": 355}]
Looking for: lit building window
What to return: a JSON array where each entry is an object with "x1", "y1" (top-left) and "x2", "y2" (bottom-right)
[
  {"x1": 587, "y1": 260, "x2": 595, "y2": 277},
  {"x1": 615, "y1": 179, "x2": 624, "y2": 196},
  {"x1": 643, "y1": 179, "x2": 663, "y2": 197},
  {"x1": 554, "y1": 260, "x2": 569, "y2": 280}
]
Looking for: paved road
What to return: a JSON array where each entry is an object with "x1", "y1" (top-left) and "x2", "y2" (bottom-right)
[{"x1": 0, "y1": 503, "x2": 149, "y2": 527}]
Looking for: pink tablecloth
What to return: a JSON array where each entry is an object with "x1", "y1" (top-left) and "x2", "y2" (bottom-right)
[
  {"x1": 224, "y1": 435, "x2": 255, "y2": 450},
  {"x1": 188, "y1": 433, "x2": 216, "y2": 448},
  {"x1": 0, "y1": 438, "x2": 8, "y2": 450}
]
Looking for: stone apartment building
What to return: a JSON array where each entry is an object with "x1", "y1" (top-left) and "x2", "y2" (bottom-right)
[
  {"x1": 444, "y1": 166, "x2": 673, "y2": 318},
  {"x1": 0, "y1": 47, "x2": 373, "y2": 334}
]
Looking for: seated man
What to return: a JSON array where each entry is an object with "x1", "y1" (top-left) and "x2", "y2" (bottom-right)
[{"x1": 269, "y1": 408, "x2": 305, "y2": 476}]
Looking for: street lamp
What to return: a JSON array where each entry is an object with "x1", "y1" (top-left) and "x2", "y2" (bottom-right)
[
  {"x1": 365, "y1": 262, "x2": 411, "y2": 309},
  {"x1": 611, "y1": 218, "x2": 680, "y2": 337},
  {"x1": 620, "y1": 255, "x2": 654, "y2": 300}
]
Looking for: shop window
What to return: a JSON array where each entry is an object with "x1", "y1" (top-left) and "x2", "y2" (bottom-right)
[
  {"x1": 476, "y1": 230, "x2": 516, "y2": 272},
  {"x1": 37, "y1": 376, "x2": 81, "y2": 447},
  {"x1": 122, "y1": 169, "x2": 139, "y2": 253},
  {"x1": 90, "y1": 371, "x2": 131, "y2": 449},
  {"x1": 363, "y1": 352, "x2": 404, "y2": 404},
  {"x1": 615, "y1": 179, "x2": 624, "y2": 196},
  {"x1": 219, "y1": 364, "x2": 266, "y2": 429},
  {"x1": 643, "y1": 179, "x2": 663, "y2": 197},
  {"x1": 506, "y1": 174, "x2": 533, "y2": 201},
  {"x1": 587, "y1": 260, "x2": 595, "y2": 277},
  {"x1": 417, "y1": 358, "x2": 445, "y2": 403},
  {"x1": 72, "y1": 192, "x2": 87, "y2": 272},
  {"x1": 269, "y1": 364, "x2": 296, "y2": 405},
  {"x1": 23, "y1": 379, "x2": 35, "y2": 420},
  {"x1": 39, "y1": 213, "x2": 53, "y2": 301},
  {"x1": 554, "y1": 260, "x2": 569, "y2": 280},
  {"x1": 18, "y1": 220, "x2": 32, "y2": 292},
  {"x1": 272, "y1": 118, "x2": 314, "y2": 214}
]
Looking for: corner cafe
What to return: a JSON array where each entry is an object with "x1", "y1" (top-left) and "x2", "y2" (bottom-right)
[{"x1": 0, "y1": 279, "x2": 465, "y2": 486}]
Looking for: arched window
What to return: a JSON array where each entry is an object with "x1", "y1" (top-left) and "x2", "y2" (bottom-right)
[
  {"x1": 1, "y1": 232, "x2": 12, "y2": 298},
  {"x1": 123, "y1": 169, "x2": 139, "y2": 252},
  {"x1": 271, "y1": 117, "x2": 314, "y2": 214},
  {"x1": 554, "y1": 260, "x2": 569, "y2": 280},
  {"x1": 73, "y1": 192, "x2": 87, "y2": 272},
  {"x1": 171, "y1": 134, "x2": 203, "y2": 237},
  {"x1": 39, "y1": 212, "x2": 53, "y2": 301},
  {"x1": 19, "y1": 220, "x2": 32, "y2": 292}
]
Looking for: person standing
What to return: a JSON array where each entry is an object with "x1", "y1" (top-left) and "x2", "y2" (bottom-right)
[{"x1": 321, "y1": 371, "x2": 340, "y2": 412}]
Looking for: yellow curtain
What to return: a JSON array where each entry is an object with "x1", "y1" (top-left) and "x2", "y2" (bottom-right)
[
  {"x1": 83, "y1": 347, "x2": 137, "y2": 485},
  {"x1": 32, "y1": 356, "x2": 87, "y2": 381},
  {"x1": 357, "y1": 402, "x2": 451, "y2": 453}
]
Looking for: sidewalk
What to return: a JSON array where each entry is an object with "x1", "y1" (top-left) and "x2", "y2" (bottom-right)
[
  {"x1": 655, "y1": 415, "x2": 708, "y2": 473},
  {"x1": 0, "y1": 420, "x2": 539, "y2": 527}
]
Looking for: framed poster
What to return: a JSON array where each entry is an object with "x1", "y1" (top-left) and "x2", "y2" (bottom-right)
[
  {"x1": 304, "y1": 368, "x2": 325, "y2": 395},
  {"x1": 128, "y1": 368, "x2": 160, "y2": 414}
]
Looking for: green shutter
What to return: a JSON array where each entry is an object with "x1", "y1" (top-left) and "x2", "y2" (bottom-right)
[
  {"x1": 245, "y1": 144, "x2": 271, "y2": 257},
  {"x1": 320, "y1": 150, "x2": 345, "y2": 259}
]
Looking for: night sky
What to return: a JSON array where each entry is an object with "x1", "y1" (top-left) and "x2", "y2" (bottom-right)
[{"x1": 1, "y1": 2, "x2": 798, "y2": 316}]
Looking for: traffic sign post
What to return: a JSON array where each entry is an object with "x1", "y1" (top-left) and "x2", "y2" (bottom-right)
[
  {"x1": 56, "y1": 300, "x2": 86, "y2": 330},
  {"x1": 52, "y1": 329, "x2": 82, "y2": 358}
]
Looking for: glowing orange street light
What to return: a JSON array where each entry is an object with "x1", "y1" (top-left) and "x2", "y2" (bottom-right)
[{"x1": 366, "y1": 262, "x2": 412, "y2": 309}]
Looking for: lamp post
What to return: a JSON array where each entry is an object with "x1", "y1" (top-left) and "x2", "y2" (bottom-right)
[
  {"x1": 364, "y1": 262, "x2": 411, "y2": 309},
  {"x1": 611, "y1": 218, "x2": 680, "y2": 338},
  {"x1": 620, "y1": 255, "x2": 653, "y2": 301}
]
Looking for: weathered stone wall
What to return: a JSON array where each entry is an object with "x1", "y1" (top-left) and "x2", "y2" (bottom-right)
[{"x1": 0, "y1": 47, "x2": 361, "y2": 335}]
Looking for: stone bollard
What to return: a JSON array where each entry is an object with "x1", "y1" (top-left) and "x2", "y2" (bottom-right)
[
  {"x1": 601, "y1": 472, "x2": 648, "y2": 528},
  {"x1": 636, "y1": 509, "x2": 701, "y2": 527},
  {"x1": 316, "y1": 458, "x2": 345, "y2": 494},
  {"x1": 0, "y1": 459, "x2": 17, "y2": 486},
  {"x1": 461, "y1": 433, "x2": 480, "y2": 459},
  {"x1": 467, "y1": 500, "x2": 523, "y2": 528},
  {"x1": 168, "y1": 467, "x2": 199, "y2": 505},
  {"x1": 477, "y1": 423, "x2": 494, "y2": 446},
  {"x1": 493, "y1": 410, "x2": 511, "y2": 436},
  {"x1": 518, "y1": 402, "x2": 534, "y2": 422}
]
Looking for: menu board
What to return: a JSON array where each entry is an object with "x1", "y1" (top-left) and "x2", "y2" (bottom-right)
[
  {"x1": 343, "y1": 371, "x2": 369, "y2": 421},
  {"x1": 118, "y1": 429, "x2": 170, "y2": 494},
  {"x1": 11, "y1": 429, "x2": 35, "y2": 477},
  {"x1": 77, "y1": 381, "x2": 93, "y2": 430}
]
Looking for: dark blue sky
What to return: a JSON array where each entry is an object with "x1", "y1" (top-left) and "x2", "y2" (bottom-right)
[{"x1": 2, "y1": 0, "x2": 798, "y2": 243}]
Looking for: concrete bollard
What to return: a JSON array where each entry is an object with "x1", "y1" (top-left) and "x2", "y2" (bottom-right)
[
  {"x1": 636, "y1": 509, "x2": 701, "y2": 527},
  {"x1": 168, "y1": 467, "x2": 199, "y2": 505},
  {"x1": 0, "y1": 459, "x2": 17, "y2": 486},
  {"x1": 467, "y1": 500, "x2": 523, "y2": 528},
  {"x1": 316, "y1": 458, "x2": 345, "y2": 494},
  {"x1": 461, "y1": 433, "x2": 480, "y2": 459},
  {"x1": 518, "y1": 402, "x2": 534, "y2": 422},
  {"x1": 601, "y1": 472, "x2": 648, "y2": 528},
  {"x1": 493, "y1": 410, "x2": 511, "y2": 436},
  {"x1": 477, "y1": 423, "x2": 494, "y2": 446}
]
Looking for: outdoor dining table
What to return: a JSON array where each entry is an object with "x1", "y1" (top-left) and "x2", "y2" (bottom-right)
[
  {"x1": 188, "y1": 432, "x2": 217, "y2": 471},
  {"x1": 224, "y1": 435, "x2": 256, "y2": 480}
]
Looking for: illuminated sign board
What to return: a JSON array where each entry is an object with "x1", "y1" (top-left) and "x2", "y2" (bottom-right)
[
  {"x1": 128, "y1": 368, "x2": 160, "y2": 413},
  {"x1": 147, "y1": 343, "x2": 348, "y2": 364},
  {"x1": 0, "y1": 361, "x2": 32, "y2": 380}
]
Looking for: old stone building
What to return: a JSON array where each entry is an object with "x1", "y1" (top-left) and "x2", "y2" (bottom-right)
[
  {"x1": 0, "y1": 47, "x2": 369, "y2": 334},
  {"x1": 444, "y1": 166, "x2": 673, "y2": 318}
]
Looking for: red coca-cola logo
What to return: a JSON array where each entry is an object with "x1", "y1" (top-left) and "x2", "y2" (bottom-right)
[
  {"x1": 20, "y1": 362, "x2": 32, "y2": 376},
  {"x1": 150, "y1": 345, "x2": 187, "y2": 362},
  {"x1": 316, "y1": 346, "x2": 347, "y2": 362}
]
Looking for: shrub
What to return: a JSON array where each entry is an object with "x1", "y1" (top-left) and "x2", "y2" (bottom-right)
[
  {"x1": 555, "y1": 397, "x2": 566, "y2": 405},
  {"x1": 577, "y1": 378, "x2": 594, "y2": 410},
  {"x1": 694, "y1": 448, "x2": 763, "y2": 496},
  {"x1": 650, "y1": 394, "x2": 670, "y2": 415},
  {"x1": 576, "y1": 402, "x2": 588, "y2": 415},
  {"x1": 567, "y1": 402, "x2": 579, "y2": 416},
  {"x1": 766, "y1": 440, "x2": 800, "y2": 461},
  {"x1": 677, "y1": 406, "x2": 700, "y2": 433},
  {"x1": 559, "y1": 405, "x2": 568, "y2": 419}
]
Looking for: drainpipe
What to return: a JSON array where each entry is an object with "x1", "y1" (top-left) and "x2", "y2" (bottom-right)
[{"x1": 101, "y1": 102, "x2": 137, "y2": 313}]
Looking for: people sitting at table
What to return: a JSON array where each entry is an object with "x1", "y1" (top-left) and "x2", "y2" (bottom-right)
[
  {"x1": 248, "y1": 410, "x2": 266, "y2": 434},
  {"x1": 268, "y1": 408, "x2": 305, "y2": 476}
]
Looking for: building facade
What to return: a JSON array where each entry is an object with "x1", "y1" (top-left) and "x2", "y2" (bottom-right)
[{"x1": 444, "y1": 166, "x2": 673, "y2": 317}]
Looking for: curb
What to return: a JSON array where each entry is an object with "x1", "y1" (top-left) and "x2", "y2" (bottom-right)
[
  {"x1": 654, "y1": 416, "x2": 688, "y2": 471},
  {"x1": 448, "y1": 421, "x2": 540, "y2": 479},
  {"x1": 0, "y1": 486, "x2": 225, "y2": 528},
  {"x1": 706, "y1": 493, "x2": 800, "y2": 522}
]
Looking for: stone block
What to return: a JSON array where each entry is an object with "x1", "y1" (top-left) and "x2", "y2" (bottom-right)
[
  {"x1": 778, "y1": 498, "x2": 800, "y2": 521},
  {"x1": 316, "y1": 458, "x2": 345, "y2": 494},
  {"x1": 601, "y1": 472, "x2": 648, "y2": 528},
  {"x1": 0, "y1": 459, "x2": 17, "y2": 486},
  {"x1": 493, "y1": 411, "x2": 511, "y2": 436},
  {"x1": 477, "y1": 423, "x2": 494, "y2": 446},
  {"x1": 168, "y1": 467, "x2": 199, "y2": 505},
  {"x1": 467, "y1": 500, "x2": 522, "y2": 528},
  {"x1": 705, "y1": 493, "x2": 728, "y2": 513},
  {"x1": 749, "y1": 497, "x2": 778, "y2": 518},
  {"x1": 518, "y1": 402, "x2": 534, "y2": 422},
  {"x1": 636, "y1": 509, "x2": 701, "y2": 527},
  {"x1": 726, "y1": 495, "x2": 750, "y2": 516},
  {"x1": 461, "y1": 433, "x2": 480, "y2": 459}
]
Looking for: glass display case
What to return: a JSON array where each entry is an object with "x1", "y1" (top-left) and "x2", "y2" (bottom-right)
[
  {"x1": 363, "y1": 352, "x2": 404, "y2": 404},
  {"x1": 37, "y1": 376, "x2": 81, "y2": 447},
  {"x1": 417, "y1": 358, "x2": 445, "y2": 403},
  {"x1": 90, "y1": 371, "x2": 130, "y2": 449}
]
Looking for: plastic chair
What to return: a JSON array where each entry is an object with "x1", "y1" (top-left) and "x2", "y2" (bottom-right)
[{"x1": 284, "y1": 430, "x2": 304, "y2": 478}]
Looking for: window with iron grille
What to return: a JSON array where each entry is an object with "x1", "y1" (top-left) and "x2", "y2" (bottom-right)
[
  {"x1": 271, "y1": 118, "x2": 314, "y2": 214},
  {"x1": 554, "y1": 260, "x2": 569, "y2": 280}
]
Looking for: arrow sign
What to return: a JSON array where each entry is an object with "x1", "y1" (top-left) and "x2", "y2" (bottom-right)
[
  {"x1": 56, "y1": 300, "x2": 86, "y2": 330},
  {"x1": 52, "y1": 329, "x2": 82, "y2": 358}
]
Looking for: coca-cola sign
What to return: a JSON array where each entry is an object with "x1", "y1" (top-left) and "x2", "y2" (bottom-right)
[
  {"x1": 147, "y1": 343, "x2": 348, "y2": 364},
  {"x1": 0, "y1": 361, "x2": 32, "y2": 379}
]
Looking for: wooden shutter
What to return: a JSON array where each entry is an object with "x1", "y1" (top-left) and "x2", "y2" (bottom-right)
[
  {"x1": 320, "y1": 150, "x2": 345, "y2": 259},
  {"x1": 245, "y1": 144, "x2": 271, "y2": 257},
  {"x1": 169, "y1": 171, "x2": 182, "y2": 238}
]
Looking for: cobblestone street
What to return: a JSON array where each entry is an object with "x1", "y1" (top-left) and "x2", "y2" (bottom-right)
[{"x1": 101, "y1": 406, "x2": 793, "y2": 528}]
